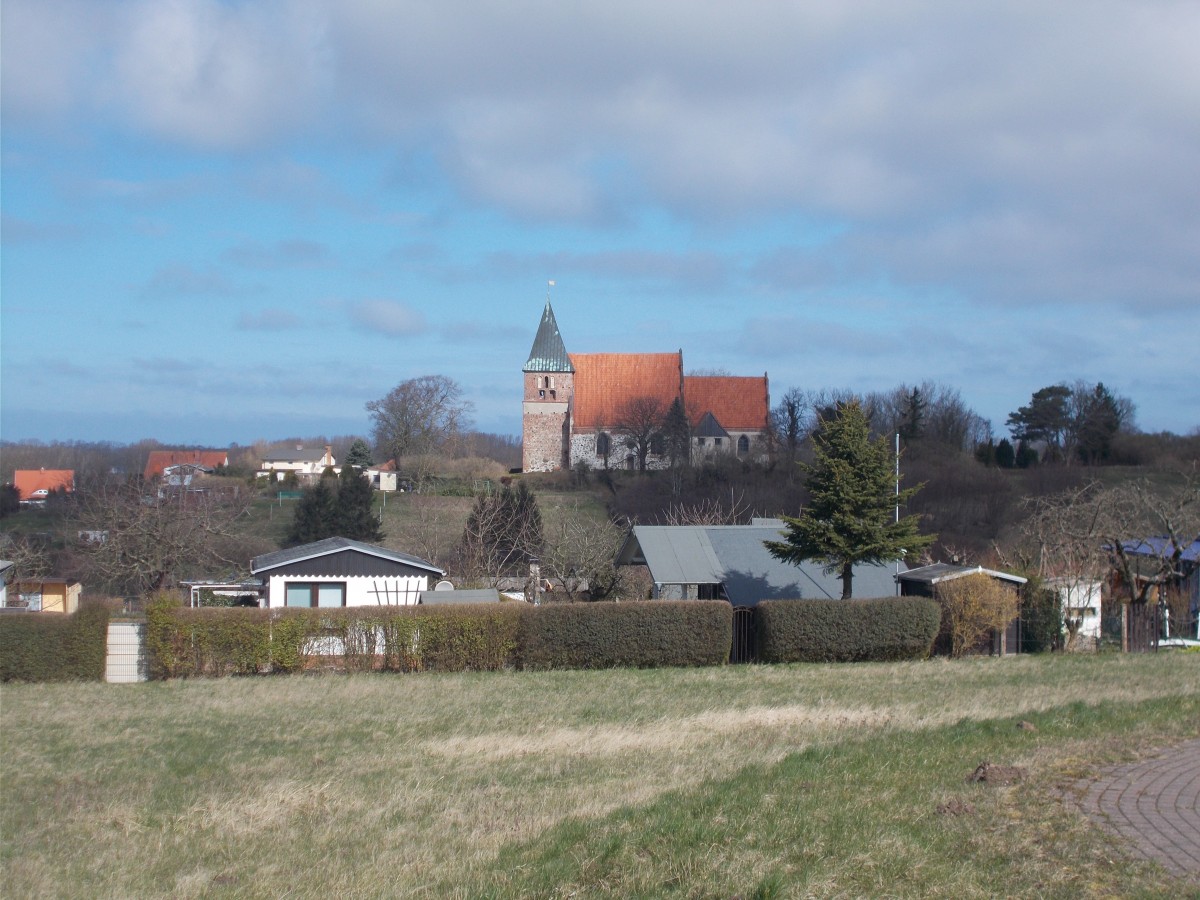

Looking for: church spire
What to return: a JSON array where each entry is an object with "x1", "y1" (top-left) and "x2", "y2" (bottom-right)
[{"x1": 523, "y1": 301, "x2": 574, "y2": 373}]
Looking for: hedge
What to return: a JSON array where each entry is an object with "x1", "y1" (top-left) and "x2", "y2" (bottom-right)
[
  {"x1": 518, "y1": 600, "x2": 732, "y2": 670},
  {"x1": 757, "y1": 596, "x2": 941, "y2": 663},
  {"x1": 145, "y1": 598, "x2": 524, "y2": 677},
  {"x1": 0, "y1": 605, "x2": 111, "y2": 682}
]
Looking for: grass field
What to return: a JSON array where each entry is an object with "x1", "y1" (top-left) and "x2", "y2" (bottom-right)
[{"x1": 3, "y1": 653, "x2": 1198, "y2": 898}]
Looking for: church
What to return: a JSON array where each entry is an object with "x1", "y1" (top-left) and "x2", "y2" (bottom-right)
[{"x1": 522, "y1": 303, "x2": 770, "y2": 473}]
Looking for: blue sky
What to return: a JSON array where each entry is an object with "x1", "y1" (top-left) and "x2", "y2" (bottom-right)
[{"x1": 3, "y1": 0, "x2": 1198, "y2": 446}]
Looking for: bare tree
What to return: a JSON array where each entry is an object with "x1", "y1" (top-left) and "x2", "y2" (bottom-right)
[
  {"x1": 537, "y1": 504, "x2": 626, "y2": 601},
  {"x1": 770, "y1": 387, "x2": 807, "y2": 479},
  {"x1": 938, "y1": 573, "x2": 1019, "y2": 658},
  {"x1": 614, "y1": 397, "x2": 667, "y2": 472},
  {"x1": 1018, "y1": 475, "x2": 1199, "y2": 614},
  {"x1": 71, "y1": 479, "x2": 259, "y2": 597},
  {"x1": 366, "y1": 375, "x2": 474, "y2": 473},
  {"x1": 662, "y1": 490, "x2": 751, "y2": 526}
]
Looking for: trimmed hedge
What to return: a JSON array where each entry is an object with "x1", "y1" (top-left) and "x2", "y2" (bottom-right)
[
  {"x1": 145, "y1": 598, "x2": 524, "y2": 678},
  {"x1": 518, "y1": 600, "x2": 732, "y2": 670},
  {"x1": 757, "y1": 596, "x2": 940, "y2": 663},
  {"x1": 0, "y1": 605, "x2": 111, "y2": 682}
]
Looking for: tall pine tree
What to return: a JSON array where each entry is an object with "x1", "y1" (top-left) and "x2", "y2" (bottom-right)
[
  {"x1": 765, "y1": 400, "x2": 935, "y2": 598},
  {"x1": 336, "y1": 467, "x2": 384, "y2": 542}
]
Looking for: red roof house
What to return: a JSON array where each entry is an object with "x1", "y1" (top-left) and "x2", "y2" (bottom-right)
[{"x1": 13, "y1": 469, "x2": 74, "y2": 499}]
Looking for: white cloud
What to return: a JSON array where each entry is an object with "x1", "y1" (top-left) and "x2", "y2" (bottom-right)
[{"x1": 347, "y1": 299, "x2": 428, "y2": 336}]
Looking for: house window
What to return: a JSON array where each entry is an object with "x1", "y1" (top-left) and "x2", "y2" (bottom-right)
[
  {"x1": 285, "y1": 582, "x2": 346, "y2": 608},
  {"x1": 737, "y1": 435, "x2": 750, "y2": 454}
]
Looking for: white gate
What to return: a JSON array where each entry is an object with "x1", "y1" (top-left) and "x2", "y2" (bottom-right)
[{"x1": 105, "y1": 621, "x2": 147, "y2": 683}]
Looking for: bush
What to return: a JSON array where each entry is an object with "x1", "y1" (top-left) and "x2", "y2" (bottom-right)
[
  {"x1": 757, "y1": 597, "x2": 940, "y2": 663},
  {"x1": 519, "y1": 601, "x2": 731, "y2": 670},
  {"x1": 0, "y1": 604, "x2": 110, "y2": 682},
  {"x1": 145, "y1": 601, "x2": 525, "y2": 677}
]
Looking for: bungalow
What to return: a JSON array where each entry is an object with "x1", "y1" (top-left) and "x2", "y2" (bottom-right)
[
  {"x1": 1045, "y1": 577, "x2": 1104, "y2": 650},
  {"x1": 250, "y1": 537, "x2": 444, "y2": 608},
  {"x1": 615, "y1": 520, "x2": 901, "y2": 606}
]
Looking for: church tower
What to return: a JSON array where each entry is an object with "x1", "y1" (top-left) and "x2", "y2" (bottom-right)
[{"x1": 522, "y1": 302, "x2": 575, "y2": 472}]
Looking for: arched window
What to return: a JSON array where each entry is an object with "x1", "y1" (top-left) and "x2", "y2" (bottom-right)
[
  {"x1": 737, "y1": 435, "x2": 750, "y2": 455},
  {"x1": 596, "y1": 432, "x2": 610, "y2": 456}
]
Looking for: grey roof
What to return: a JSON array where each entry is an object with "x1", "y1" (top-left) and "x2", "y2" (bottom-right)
[
  {"x1": 251, "y1": 537, "x2": 443, "y2": 576},
  {"x1": 617, "y1": 525, "x2": 901, "y2": 606},
  {"x1": 418, "y1": 588, "x2": 503, "y2": 604},
  {"x1": 693, "y1": 411, "x2": 730, "y2": 439},
  {"x1": 262, "y1": 447, "x2": 327, "y2": 462},
  {"x1": 897, "y1": 563, "x2": 1027, "y2": 586},
  {"x1": 523, "y1": 302, "x2": 574, "y2": 373}
]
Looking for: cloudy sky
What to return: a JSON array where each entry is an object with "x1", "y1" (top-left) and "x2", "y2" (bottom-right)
[{"x1": 3, "y1": 0, "x2": 1198, "y2": 447}]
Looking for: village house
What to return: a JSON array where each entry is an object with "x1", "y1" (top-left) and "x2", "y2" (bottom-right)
[{"x1": 257, "y1": 445, "x2": 337, "y2": 483}]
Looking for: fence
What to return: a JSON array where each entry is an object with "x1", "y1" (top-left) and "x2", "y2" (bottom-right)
[{"x1": 105, "y1": 621, "x2": 148, "y2": 683}]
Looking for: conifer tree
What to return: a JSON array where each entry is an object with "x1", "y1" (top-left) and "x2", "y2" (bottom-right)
[
  {"x1": 336, "y1": 467, "x2": 384, "y2": 542},
  {"x1": 765, "y1": 400, "x2": 935, "y2": 599},
  {"x1": 286, "y1": 475, "x2": 339, "y2": 547}
]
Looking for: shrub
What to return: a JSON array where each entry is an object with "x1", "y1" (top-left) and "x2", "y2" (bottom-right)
[
  {"x1": 145, "y1": 602, "x2": 525, "y2": 677},
  {"x1": 938, "y1": 573, "x2": 1020, "y2": 658},
  {"x1": 757, "y1": 597, "x2": 940, "y2": 663},
  {"x1": 519, "y1": 601, "x2": 731, "y2": 670},
  {"x1": 0, "y1": 604, "x2": 110, "y2": 682}
]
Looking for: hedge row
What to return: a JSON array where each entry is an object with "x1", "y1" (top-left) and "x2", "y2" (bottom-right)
[
  {"x1": 145, "y1": 599, "x2": 732, "y2": 677},
  {"x1": 145, "y1": 601, "x2": 524, "y2": 678},
  {"x1": 519, "y1": 600, "x2": 731, "y2": 670},
  {"x1": 757, "y1": 597, "x2": 941, "y2": 663},
  {"x1": 0, "y1": 606, "x2": 111, "y2": 682}
]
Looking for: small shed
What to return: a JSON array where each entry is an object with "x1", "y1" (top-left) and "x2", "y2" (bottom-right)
[
  {"x1": 897, "y1": 563, "x2": 1028, "y2": 655},
  {"x1": 251, "y1": 537, "x2": 444, "y2": 608}
]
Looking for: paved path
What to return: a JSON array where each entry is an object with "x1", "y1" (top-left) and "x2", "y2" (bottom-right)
[{"x1": 1075, "y1": 736, "x2": 1200, "y2": 882}]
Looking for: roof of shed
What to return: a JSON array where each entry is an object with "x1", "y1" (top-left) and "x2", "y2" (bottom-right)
[
  {"x1": 617, "y1": 524, "x2": 900, "y2": 606},
  {"x1": 569, "y1": 352, "x2": 682, "y2": 428},
  {"x1": 896, "y1": 563, "x2": 1027, "y2": 585},
  {"x1": 523, "y1": 302, "x2": 574, "y2": 373},
  {"x1": 251, "y1": 537, "x2": 443, "y2": 576},
  {"x1": 1116, "y1": 536, "x2": 1200, "y2": 563}
]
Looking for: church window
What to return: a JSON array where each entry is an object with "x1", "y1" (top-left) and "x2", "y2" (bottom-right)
[
  {"x1": 596, "y1": 433, "x2": 611, "y2": 456},
  {"x1": 650, "y1": 434, "x2": 665, "y2": 455},
  {"x1": 714, "y1": 437, "x2": 723, "y2": 447},
  {"x1": 737, "y1": 435, "x2": 750, "y2": 454}
]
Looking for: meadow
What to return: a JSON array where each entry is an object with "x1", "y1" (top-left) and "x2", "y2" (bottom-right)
[{"x1": 2, "y1": 653, "x2": 1198, "y2": 897}]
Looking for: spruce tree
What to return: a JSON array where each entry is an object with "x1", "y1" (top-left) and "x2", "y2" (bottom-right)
[
  {"x1": 286, "y1": 476, "x2": 339, "y2": 546},
  {"x1": 345, "y1": 438, "x2": 374, "y2": 469},
  {"x1": 765, "y1": 400, "x2": 935, "y2": 599},
  {"x1": 336, "y1": 467, "x2": 384, "y2": 542}
]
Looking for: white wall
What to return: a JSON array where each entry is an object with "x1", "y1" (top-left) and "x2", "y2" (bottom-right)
[{"x1": 265, "y1": 574, "x2": 430, "y2": 608}]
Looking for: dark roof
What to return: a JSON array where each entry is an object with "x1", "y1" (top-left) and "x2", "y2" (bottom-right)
[
  {"x1": 897, "y1": 563, "x2": 1027, "y2": 586},
  {"x1": 418, "y1": 588, "x2": 502, "y2": 604},
  {"x1": 523, "y1": 302, "x2": 574, "y2": 373},
  {"x1": 251, "y1": 537, "x2": 443, "y2": 576},
  {"x1": 693, "y1": 411, "x2": 730, "y2": 439},
  {"x1": 262, "y1": 447, "x2": 327, "y2": 463},
  {"x1": 1117, "y1": 537, "x2": 1200, "y2": 563}
]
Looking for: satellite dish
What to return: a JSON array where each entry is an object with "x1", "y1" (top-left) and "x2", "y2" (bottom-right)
[{"x1": 434, "y1": 580, "x2": 454, "y2": 591}]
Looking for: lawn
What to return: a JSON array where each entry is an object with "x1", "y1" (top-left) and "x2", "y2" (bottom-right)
[{"x1": 2, "y1": 653, "x2": 1198, "y2": 897}]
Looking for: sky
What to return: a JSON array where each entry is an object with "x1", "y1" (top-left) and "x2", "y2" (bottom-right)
[{"x1": 3, "y1": 0, "x2": 1198, "y2": 448}]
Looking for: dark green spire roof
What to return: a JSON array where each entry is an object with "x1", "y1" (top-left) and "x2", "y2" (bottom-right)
[{"x1": 523, "y1": 302, "x2": 574, "y2": 373}]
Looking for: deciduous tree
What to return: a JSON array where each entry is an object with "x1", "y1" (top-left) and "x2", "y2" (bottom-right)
[
  {"x1": 615, "y1": 397, "x2": 667, "y2": 472},
  {"x1": 765, "y1": 400, "x2": 935, "y2": 599},
  {"x1": 366, "y1": 375, "x2": 474, "y2": 465},
  {"x1": 938, "y1": 572, "x2": 1019, "y2": 657}
]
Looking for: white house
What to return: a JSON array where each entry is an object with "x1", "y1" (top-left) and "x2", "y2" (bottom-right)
[
  {"x1": 1046, "y1": 577, "x2": 1104, "y2": 649},
  {"x1": 250, "y1": 537, "x2": 444, "y2": 608},
  {"x1": 0, "y1": 560, "x2": 13, "y2": 608},
  {"x1": 257, "y1": 445, "x2": 337, "y2": 482}
]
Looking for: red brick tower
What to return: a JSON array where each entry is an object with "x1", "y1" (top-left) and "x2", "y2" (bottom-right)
[{"x1": 522, "y1": 302, "x2": 575, "y2": 472}]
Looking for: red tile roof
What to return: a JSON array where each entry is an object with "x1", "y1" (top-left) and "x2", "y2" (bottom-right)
[
  {"x1": 143, "y1": 450, "x2": 229, "y2": 481},
  {"x1": 684, "y1": 376, "x2": 770, "y2": 431},
  {"x1": 13, "y1": 469, "x2": 74, "y2": 498},
  {"x1": 569, "y1": 353, "x2": 683, "y2": 429}
]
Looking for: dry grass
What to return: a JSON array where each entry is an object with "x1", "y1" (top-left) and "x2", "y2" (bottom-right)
[{"x1": 2, "y1": 653, "x2": 1198, "y2": 897}]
